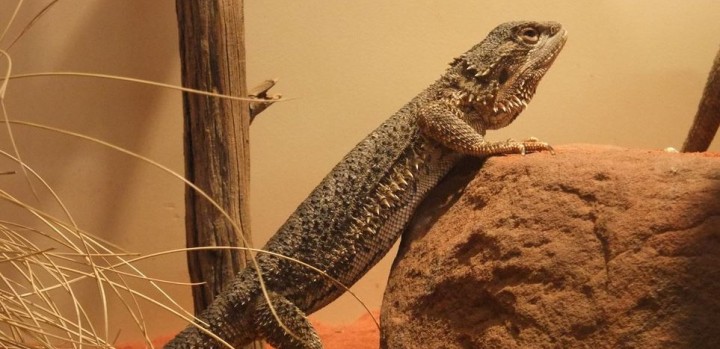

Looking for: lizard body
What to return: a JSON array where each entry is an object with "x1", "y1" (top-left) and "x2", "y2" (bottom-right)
[{"x1": 166, "y1": 21, "x2": 567, "y2": 348}]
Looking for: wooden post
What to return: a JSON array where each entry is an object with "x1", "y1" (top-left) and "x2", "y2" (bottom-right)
[
  {"x1": 175, "y1": 0, "x2": 254, "y2": 321},
  {"x1": 682, "y1": 47, "x2": 720, "y2": 152}
]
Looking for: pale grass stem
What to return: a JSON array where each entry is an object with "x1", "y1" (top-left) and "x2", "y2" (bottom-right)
[{"x1": 0, "y1": 5, "x2": 369, "y2": 347}]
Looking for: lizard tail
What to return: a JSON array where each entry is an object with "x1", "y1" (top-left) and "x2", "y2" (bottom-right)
[
  {"x1": 164, "y1": 271, "x2": 258, "y2": 348},
  {"x1": 164, "y1": 273, "x2": 322, "y2": 348}
]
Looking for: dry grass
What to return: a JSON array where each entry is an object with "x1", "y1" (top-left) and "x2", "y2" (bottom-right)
[
  {"x1": 0, "y1": 2, "x2": 231, "y2": 347},
  {"x1": 0, "y1": 2, "x2": 376, "y2": 348}
]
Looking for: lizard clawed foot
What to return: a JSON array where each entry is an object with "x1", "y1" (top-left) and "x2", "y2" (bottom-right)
[
  {"x1": 521, "y1": 137, "x2": 555, "y2": 155},
  {"x1": 498, "y1": 137, "x2": 554, "y2": 156},
  {"x1": 500, "y1": 138, "x2": 528, "y2": 155}
]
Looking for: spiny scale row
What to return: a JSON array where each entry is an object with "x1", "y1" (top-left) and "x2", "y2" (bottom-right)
[{"x1": 346, "y1": 142, "x2": 430, "y2": 238}]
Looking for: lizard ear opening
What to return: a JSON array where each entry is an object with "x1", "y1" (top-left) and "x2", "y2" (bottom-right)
[{"x1": 497, "y1": 68, "x2": 510, "y2": 85}]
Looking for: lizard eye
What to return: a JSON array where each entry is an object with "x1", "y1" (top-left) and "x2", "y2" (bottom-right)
[{"x1": 519, "y1": 27, "x2": 540, "y2": 44}]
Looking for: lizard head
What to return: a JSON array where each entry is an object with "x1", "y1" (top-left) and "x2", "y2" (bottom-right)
[{"x1": 450, "y1": 21, "x2": 567, "y2": 130}]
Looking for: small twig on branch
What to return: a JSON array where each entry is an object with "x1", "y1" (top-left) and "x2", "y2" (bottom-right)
[{"x1": 249, "y1": 79, "x2": 281, "y2": 123}]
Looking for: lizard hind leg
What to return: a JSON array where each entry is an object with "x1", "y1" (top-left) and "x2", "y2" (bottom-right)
[{"x1": 253, "y1": 292, "x2": 323, "y2": 349}]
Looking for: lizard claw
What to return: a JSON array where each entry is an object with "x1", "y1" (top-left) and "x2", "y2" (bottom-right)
[
  {"x1": 521, "y1": 137, "x2": 555, "y2": 155},
  {"x1": 499, "y1": 139, "x2": 526, "y2": 155}
]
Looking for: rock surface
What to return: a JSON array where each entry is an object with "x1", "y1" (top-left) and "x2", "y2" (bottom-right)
[{"x1": 381, "y1": 145, "x2": 720, "y2": 349}]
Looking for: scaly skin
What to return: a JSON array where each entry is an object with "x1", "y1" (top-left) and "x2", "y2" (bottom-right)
[{"x1": 166, "y1": 21, "x2": 567, "y2": 349}]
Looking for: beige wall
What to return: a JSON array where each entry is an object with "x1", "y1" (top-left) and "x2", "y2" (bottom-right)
[{"x1": 1, "y1": 0, "x2": 719, "y2": 343}]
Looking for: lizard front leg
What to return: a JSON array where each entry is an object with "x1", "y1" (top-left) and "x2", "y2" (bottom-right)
[{"x1": 417, "y1": 101, "x2": 553, "y2": 156}]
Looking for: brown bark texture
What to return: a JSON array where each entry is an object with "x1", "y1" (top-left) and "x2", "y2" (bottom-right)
[
  {"x1": 175, "y1": 0, "x2": 253, "y2": 316},
  {"x1": 682, "y1": 46, "x2": 720, "y2": 152}
]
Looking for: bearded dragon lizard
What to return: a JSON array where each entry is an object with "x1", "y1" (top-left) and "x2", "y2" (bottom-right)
[{"x1": 165, "y1": 21, "x2": 567, "y2": 349}]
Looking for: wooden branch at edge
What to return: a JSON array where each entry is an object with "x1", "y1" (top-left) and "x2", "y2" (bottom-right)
[{"x1": 681, "y1": 46, "x2": 720, "y2": 152}]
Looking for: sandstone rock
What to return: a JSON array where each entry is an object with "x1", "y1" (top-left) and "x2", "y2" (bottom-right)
[{"x1": 381, "y1": 145, "x2": 720, "y2": 349}]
